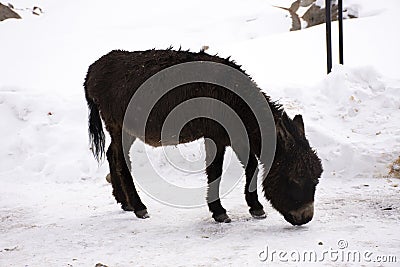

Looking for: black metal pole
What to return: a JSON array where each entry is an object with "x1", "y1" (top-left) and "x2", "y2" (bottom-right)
[
  {"x1": 338, "y1": 0, "x2": 344, "y2": 65},
  {"x1": 325, "y1": 0, "x2": 332, "y2": 73}
]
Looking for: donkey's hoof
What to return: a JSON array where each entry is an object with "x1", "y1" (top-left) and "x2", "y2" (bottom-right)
[
  {"x1": 250, "y1": 209, "x2": 266, "y2": 219},
  {"x1": 105, "y1": 173, "x2": 111, "y2": 183},
  {"x1": 213, "y1": 213, "x2": 231, "y2": 223},
  {"x1": 135, "y1": 209, "x2": 150, "y2": 219}
]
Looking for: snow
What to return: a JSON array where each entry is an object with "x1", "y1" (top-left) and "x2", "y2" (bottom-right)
[{"x1": 1, "y1": 0, "x2": 399, "y2": 266}]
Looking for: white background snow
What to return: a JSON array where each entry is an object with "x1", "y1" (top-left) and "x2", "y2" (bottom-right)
[{"x1": 0, "y1": 0, "x2": 399, "y2": 266}]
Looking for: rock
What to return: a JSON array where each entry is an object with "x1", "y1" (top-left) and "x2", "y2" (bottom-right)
[
  {"x1": 289, "y1": 0, "x2": 301, "y2": 13},
  {"x1": 302, "y1": 4, "x2": 339, "y2": 28},
  {"x1": 272, "y1": 5, "x2": 301, "y2": 31},
  {"x1": 300, "y1": 0, "x2": 316, "y2": 7},
  {"x1": 32, "y1": 6, "x2": 43, "y2": 16},
  {"x1": 389, "y1": 157, "x2": 400, "y2": 178},
  {"x1": 276, "y1": 1, "x2": 358, "y2": 31},
  {"x1": 0, "y1": 2, "x2": 21, "y2": 21}
]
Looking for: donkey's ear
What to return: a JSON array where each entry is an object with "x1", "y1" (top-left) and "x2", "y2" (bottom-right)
[
  {"x1": 293, "y1": 114, "x2": 305, "y2": 137},
  {"x1": 277, "y1": 116, "x2": 295, "y2": 147}
]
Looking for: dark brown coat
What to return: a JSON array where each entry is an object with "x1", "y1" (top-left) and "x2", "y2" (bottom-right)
[{"x1": 84, "y1": 49, "x2": 323, "y2": 225}]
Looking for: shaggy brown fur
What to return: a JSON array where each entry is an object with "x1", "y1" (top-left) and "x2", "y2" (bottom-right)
[{"x1": 84, "y1": 48, "x2": 323, "y2": 225}]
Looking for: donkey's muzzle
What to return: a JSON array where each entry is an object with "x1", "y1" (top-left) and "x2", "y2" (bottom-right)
[{"x1": 284, "y1": 202, "x2": 314, "y2": 226}]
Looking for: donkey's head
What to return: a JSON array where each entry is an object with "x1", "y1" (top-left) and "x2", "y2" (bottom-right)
[{"x1": 263, "y1": 112, "x2": 322, "y2": 225}]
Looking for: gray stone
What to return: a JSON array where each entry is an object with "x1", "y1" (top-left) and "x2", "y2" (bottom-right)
[
  {"x1": 276, "y1": 1, "x2": 358, "y2": 31},
  {"x1": 302, "y1": 4, "x2": 339, "y2": 28},
  {"x1": 0, "y1": 2, "x2": 21, "y2": 21},
  {"x1": 300, "y1": 0, "x2": 316, "y2": 8}
]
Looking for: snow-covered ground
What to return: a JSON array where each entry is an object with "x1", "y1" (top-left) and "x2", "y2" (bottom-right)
[{"x1": 1, "y1": 0, "x2": 399, "y2": 266}]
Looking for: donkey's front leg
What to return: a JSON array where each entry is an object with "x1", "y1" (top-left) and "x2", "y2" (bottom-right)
[
  {"x1": 239, "y1": 152, "x2": 266, "y2": 219},
  {"x1": 205, "y1": 139, "x2": 230, "y2": 223}
]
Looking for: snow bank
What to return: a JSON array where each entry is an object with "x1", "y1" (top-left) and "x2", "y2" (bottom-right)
[{"x1": 296, "y1": 65, "x2": 400, "y2": 178}]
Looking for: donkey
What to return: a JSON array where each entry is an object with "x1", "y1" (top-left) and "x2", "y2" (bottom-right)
[{"x1": 84, "y1": 49, "x2": 323, "y2": 225}]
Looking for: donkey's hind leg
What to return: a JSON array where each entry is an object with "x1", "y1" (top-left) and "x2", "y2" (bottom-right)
[
  {"x1": 122, "y1": 130, "x2": 136, "y2": 172},
  {"x1": 105, "y1": 132, "x2": 135, "y2": 183},
  {"x1": 205, "y1": 138, "x2": 230, "y2": 223},
  {"x1": 107, "y1": 145, "x2": 135, "y2": 211},
  {"x1": 108, "y1": 127, "x2": 148, "y2": 218}
]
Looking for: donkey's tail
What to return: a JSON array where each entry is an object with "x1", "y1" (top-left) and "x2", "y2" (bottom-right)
[{"x1": 86, "y1": 95, "x2": 105, "y2": 161}]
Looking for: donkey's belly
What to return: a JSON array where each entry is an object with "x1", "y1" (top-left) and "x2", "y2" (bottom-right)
[{"x1": 124, "y1": 124, "x2": 205, "y2": 148}]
